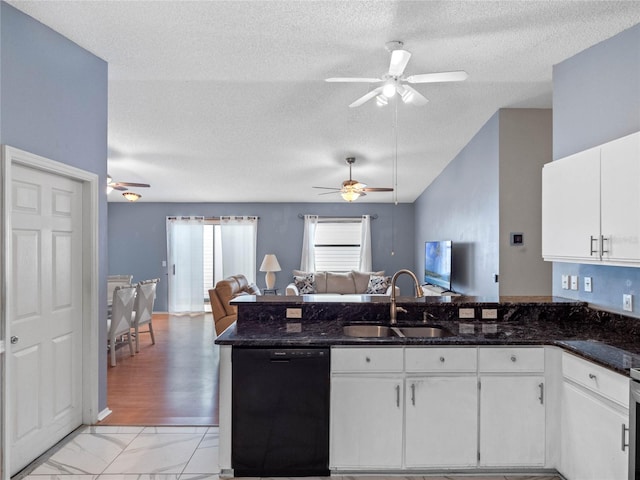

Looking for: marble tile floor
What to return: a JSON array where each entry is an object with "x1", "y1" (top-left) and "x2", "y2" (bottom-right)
[{"x1": 15, "y1": 426, "x2": 563, "y2": 480}]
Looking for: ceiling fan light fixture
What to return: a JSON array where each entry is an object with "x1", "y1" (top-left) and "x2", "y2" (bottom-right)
[
  {"x1": 122, "y1": 192, "x2": 141, "y2": 202},
  {"x1": 341, "y1": 189, "x2": 361, "y2": 202},
  {"x1": 376, "y1": 94, "x2": 388, "y2": 107},
  {"x1": 383, "y1": 81, "x2": 396, "y2": 98}
]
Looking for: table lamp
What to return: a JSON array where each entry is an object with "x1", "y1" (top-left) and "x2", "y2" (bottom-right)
[{"x1": 259, "y1": 254, "x2": 281, "y2": 290}]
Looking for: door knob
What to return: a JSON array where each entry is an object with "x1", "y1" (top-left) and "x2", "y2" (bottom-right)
[{"x1": 10, "y1": 336, "x2": 19, "y2": 344}]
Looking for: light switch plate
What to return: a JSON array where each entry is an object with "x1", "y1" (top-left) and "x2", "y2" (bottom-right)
[
  {"x1": 561, "y1": 275, "x2": 569, "y2": 289},
  {"x1": 482, "y1": 308, "x2": 498, "y2": 319},
  {"x1": 584, "y1": 277, "x2": 592, "y2": 293},
  {"x1": 570, "y1": 275, "x2": 579, "y2": 291},
  {"x1": 459, "y1": 308, "x2": 475, "y2": 319},
  {"x1": 624, "y1": 294, "x2": 633, "y2": 312}
]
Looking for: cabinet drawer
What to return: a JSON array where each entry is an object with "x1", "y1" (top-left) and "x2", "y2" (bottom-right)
[
  {"x1": 332, "y1": 347, "x2": 403, "y2": 373},
  {"x1": 405, "y1": 347, "x2": 477, "y2": 373},
  {"x1": 562, "y1": 352, "x2": 629, "y2": 407},
  {"x1": 478, "y1": 347, "x2": 544, "y2": 373}
]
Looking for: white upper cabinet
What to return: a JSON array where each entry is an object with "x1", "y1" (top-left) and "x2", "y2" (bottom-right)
[
  {"x1": 542, "y1": 146, "x2": 600, "y2": 261},
  {"x1": 542, "y1": 131, "x2": 640, "y2": 266},
  {"x1": 601, "y1": 131, "x2": 640, "y2": 263}
]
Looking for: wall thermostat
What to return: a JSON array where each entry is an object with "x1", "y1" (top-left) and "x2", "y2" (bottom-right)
[{"x1": 510, "y1": 232, "x2": 524, "y2": 246}]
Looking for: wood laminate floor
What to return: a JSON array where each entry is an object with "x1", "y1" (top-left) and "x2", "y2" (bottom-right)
[{"x1": 101, "y1": 313, "x2": 219, "y2": 426}]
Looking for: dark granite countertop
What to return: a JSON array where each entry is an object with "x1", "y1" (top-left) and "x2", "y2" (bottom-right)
[{"x1": 217, "y1": 295, "x2": 640, "y2": 376}]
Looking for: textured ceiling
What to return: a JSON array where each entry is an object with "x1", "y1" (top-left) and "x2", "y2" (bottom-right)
[{"x1": 8, "y1": 1, "x2": 640, "y2": 203}]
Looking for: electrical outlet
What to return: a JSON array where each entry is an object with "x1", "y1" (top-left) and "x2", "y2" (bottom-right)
[
  {"x1": 286, "y1": 308, "x2": 302, "y2": 319},
  {"x1": 458, "y1": 308, "x2": 475, "y2": 319},
  {"x1": 561, "y1": 275, "x2": 569, "y2": 289},
  {"x1": 624, "y1": 294, "x2": 633, "y2": 312},
  {"x1": 584, "y1": 277, "x2": 592, "y2": 293},
  {"x1": 570, "y1": 275, "x2": 579, "y2": 291},
  {"x1": 482, "y1": 308, "x2": 498, "y2": 319}
]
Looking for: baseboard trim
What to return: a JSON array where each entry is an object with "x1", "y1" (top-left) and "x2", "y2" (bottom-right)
[{"x1": 97, "y1": 407, "x2": 112, "y2": 422}]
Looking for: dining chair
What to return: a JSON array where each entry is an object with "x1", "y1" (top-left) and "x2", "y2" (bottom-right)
[
  {"x1": 108, "y1": 284, "x2": 136, "y2": 367},
  {"x1": 107, "y1": 274, "x2": 133, "y2": 306},
  {"x1": 132, "y1": 278, "x2": 159, "y2": 353}
]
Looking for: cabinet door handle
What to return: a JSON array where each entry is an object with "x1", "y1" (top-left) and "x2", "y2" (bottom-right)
[
  {"x1": 411, "y1": 383, "x2": 416, "y2": 406},
  {"x1": 601, "y1": 235, "x2": 609, "y2": 255},
  {"x1": 396, "y1": 385, "x2": 400, "y2": 408},
  {"x1": 510, "y1": 355, "x2": 517, "y2": 362},
  {"x1": 538, "y1": 383, "x2": 544, "y2": 405},
  {"x1": 590, "y1": 235, "x2": 599, "y2": 256},
  {"x1": 622, "y1": 424, "x2": 629, "y2": 451}
]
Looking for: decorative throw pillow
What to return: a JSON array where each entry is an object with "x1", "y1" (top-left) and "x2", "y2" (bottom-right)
[
  {"x1": 294, "y1": 273, "x2": 316, "y2": 294},
  {"x1": 365, "y1": 274, "x2": 390, "y2": 294}
]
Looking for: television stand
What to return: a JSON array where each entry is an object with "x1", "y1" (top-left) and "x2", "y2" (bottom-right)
[{"x1": 421, "y1": 284, "x2": 459, "y2": 296}]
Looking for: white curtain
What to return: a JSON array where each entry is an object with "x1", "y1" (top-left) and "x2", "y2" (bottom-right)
[
  {"x1": 300, "y1": 214, "x2": 318, "y2": 271},
  {"x1": 220, "y1": 216, "x2": 258, "y2": 283},
  {"x1": 359, "y1": 214, "x2": 372, "y2": 271},
  {"x1": 167, "y1": 216, "x2": 205, "y2": 313}
]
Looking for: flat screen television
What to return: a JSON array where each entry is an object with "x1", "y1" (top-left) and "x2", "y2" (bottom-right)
[{"x1": 424, "y1": 240, "x2": 452, "y2": 291}]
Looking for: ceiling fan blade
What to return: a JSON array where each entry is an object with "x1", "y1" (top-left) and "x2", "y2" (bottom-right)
[
  {"x1": 405, "y1": 70, "x2": 468, "y2": 84},
  {"x1": 362, "y1": 187, "x2": 394, "y2": 192},
  {"x1": 402, "y1": 85, "x2": 429, "y2": 105},
  {"x1": 313, "y1": 186, "x2": 341, "y2": 190},
  {"x1": 325, "y1": 77, "x2": 382, "y2": 83},
  {"x1": 388, "y1": 49, "x2": 411, "y2": 76},
  {"x1": 349, "y1": 86, "x2": 384, "y2": 108},
  {"x1": 109, "y1": 185, "x2": 128, "y2": 191},
  {"x1": 318, "y1": 191, "x2": 340, "y2": 196},
  {"x1": 115, "y1": 182, "x2": 151, "y2": 188}
]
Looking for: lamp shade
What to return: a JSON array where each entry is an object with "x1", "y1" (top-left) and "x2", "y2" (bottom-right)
[{"x1": 259, "y1": 254, "x2": 281, "y2": 272}]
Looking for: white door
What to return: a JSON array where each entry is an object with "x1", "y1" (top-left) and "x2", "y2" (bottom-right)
[
  {"x1": 330, "y1": 376, "x2": 403, "y2": 469},
  {"x1": 541, "y1": 147, "x2": 600, "y2": 261},
  {"x1": 479, "y1": 375, "x2": 545, "y2": 467},
  {"x1": 601, "y1": 131, "x2": 640, "y2": 263},
  {"x1": 9, "y1": 163, "x2": 84, "y2": 474},
  {"x1": 405, "y1": 375, "x2": 478, "y2": 467}
]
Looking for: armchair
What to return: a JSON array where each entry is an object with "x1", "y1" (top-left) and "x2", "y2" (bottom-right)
[{"x1": 208, "y1": 274, "x2": 260, "y2": 335}]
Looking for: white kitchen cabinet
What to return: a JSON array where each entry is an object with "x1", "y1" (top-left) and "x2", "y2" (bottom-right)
[
  {"x1": 479, "y1": 374, "x2": 546, "y2": 466},
  {"x1": 330, "y1": 375, "x2": 403, "y2": 469},
  {"x1": 542, "y1": 130, "x2": 640, "y2": 265},
  {"x1": 478, "y1": 347, "x2": 546, "y2": 467},
  {"x1": 542, "y1": 145, "x2": 600, "y2": 262},
  {"x1": 561, "y1": 382, "x2": 628, "y2": 480},
  {"x1": 404, "y1": 375, "x2": 478, "y2": 467},
  {"x1": 601, "y1": 131, "x2": 640, "y2": 263},
  {"x1": 560, "y1": 352, "x2": 629, "y2": 480}
]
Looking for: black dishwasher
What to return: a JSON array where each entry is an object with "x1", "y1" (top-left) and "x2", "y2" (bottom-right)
[{"x1": 232, "y1": 347, "x2": 330, "y2": 477}]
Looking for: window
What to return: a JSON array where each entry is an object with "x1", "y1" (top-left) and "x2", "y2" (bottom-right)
[
  {"x1": 314, "y1": 220, "x2": 363, "y2": 271},
  {"x1": 300, "y1": 215, "x2": 372, "y2": 272}
]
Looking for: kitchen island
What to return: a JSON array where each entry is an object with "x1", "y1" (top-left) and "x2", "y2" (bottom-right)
[{"x1": 216, "y1": 294, "x2": 640, "y2": 479}]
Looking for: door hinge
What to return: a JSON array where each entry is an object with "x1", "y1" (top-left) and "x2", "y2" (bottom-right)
[
  {"x1": 478, "y1": 380, "x2": 481, "y2": 390},
  {"x1": 477, "y1": 451, "x2": 480, "y2": 462}
]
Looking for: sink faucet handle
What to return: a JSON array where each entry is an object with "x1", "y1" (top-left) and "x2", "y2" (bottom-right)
[{"x1": 396, "y1": 306, "x2": 408, "y2": 314}]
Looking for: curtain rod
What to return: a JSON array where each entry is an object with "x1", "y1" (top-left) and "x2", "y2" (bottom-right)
[
  {"x1": 166, "y1": 216, "x2": 259, "y2": 221},
  {"x1": 297, "y1": 214, "x2": 378, "y2": 220}
]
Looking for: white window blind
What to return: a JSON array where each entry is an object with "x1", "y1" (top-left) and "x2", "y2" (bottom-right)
[{"x1": 314, "y1": 221, "x2": 362, "y2": 272}]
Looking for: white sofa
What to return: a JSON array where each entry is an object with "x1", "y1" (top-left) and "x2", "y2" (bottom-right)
[{"x1": 285, "y1": 270, "x2": 397, "y2": 296}]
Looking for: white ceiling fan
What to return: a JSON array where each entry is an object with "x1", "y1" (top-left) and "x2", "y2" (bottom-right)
[{"x1": 326, "y1": 41, "x2": 468, "y2": 108}]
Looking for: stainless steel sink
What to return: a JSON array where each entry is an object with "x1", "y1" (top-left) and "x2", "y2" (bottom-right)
[
  {"x1": 393, "y1": 326, "x2": 452, "y2": 338},
  {"x1": 343, "y1": 325, "x2": 391, "y2": 338}
]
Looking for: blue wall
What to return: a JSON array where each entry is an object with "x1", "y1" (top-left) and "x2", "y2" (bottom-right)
[
  {"x1": 1, "y1": 3, "x2": 109, "y2": 409},
  {"x1": 552, "y1": 23, "x2": 640, "y2": 315},
  {"x1": 108, "y1": 202, "x2": 415, "y2": 311},
  {"x1": 413, "y1": 113, "x2": 500, "y2": 297}
]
